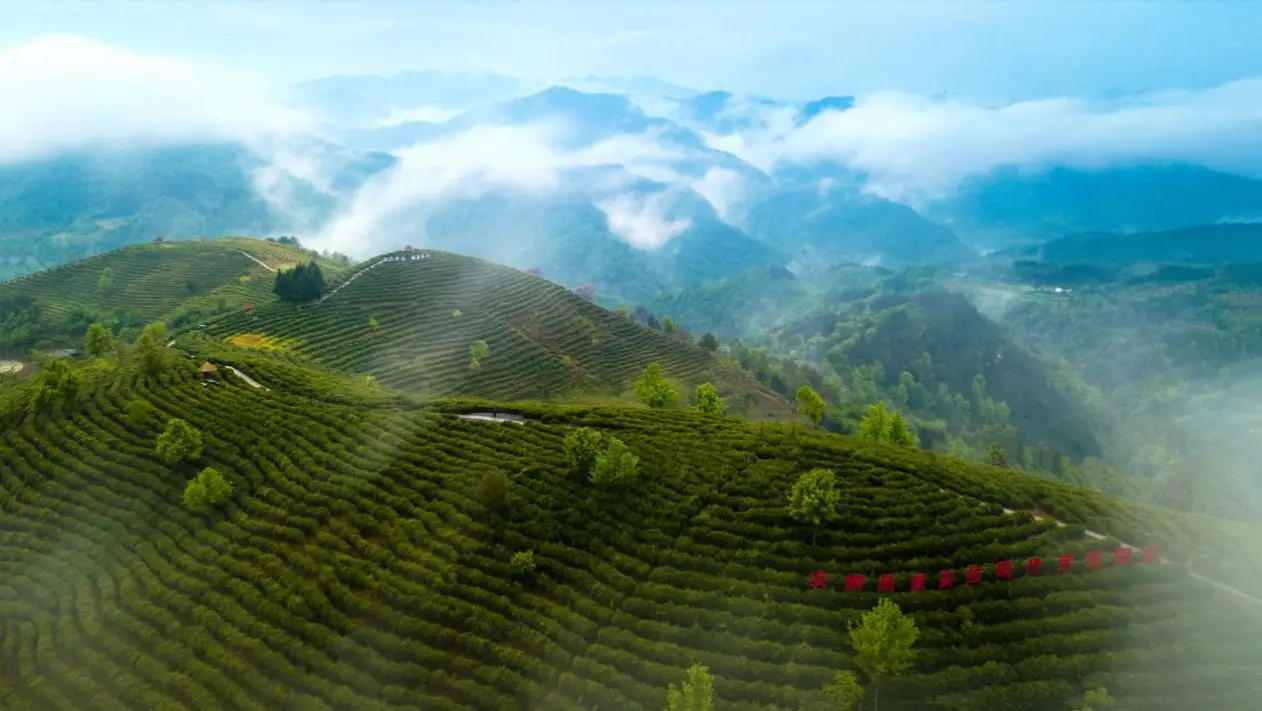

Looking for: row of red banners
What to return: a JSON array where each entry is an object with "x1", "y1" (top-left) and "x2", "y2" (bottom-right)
[{"x1": 809, "y1": 545, "x2": 1159, "y2": 592}]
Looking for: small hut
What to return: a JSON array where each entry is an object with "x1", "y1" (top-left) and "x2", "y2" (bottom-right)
[{"x1": 199, "y1": 361, "x2": 218, "y2": 376}]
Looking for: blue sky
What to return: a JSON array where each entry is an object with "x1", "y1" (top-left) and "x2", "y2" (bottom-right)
[{"x1": 3, "y1": 0, "x2": 1262, "y2": 100}]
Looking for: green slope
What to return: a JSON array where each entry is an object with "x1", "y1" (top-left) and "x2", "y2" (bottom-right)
[
  {"x1": 203, "y1": 249, "x2": 782, "y2": 411},
  {"x1": 0, "y1": 238, "x2": 337, "y2": 354},
  {"x1": 0, "y1": 356, "x2": 1259, "y2": 711}
]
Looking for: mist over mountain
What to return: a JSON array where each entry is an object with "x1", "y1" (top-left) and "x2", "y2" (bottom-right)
[{"x1": 3, "y1": 35, "x2": 1262, "y2": 296}]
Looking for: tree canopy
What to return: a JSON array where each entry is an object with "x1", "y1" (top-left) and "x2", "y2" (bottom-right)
[
  {"x1": 796, "y1": 385, "x2": 826, "y2": 427},
  {"x1": 273, "y1": 261, "x2": 326, "y2": 302},
  {"x1": 693, "y1": 383, "x2": 723, "y2": 417},
  {"x1": 183, "y1": 467, "x2": 233, "y2": 513},
  {"x1": 156, "y1": 418, "x2": 203, "y2": 465},
  {"x1": 634, "y1": 362, "x2": 679, "y2": 409},
  {"x1": 788, "y1": 468, "x2": 841, "y2": 528},
  {"x1": 665, "y1": 663, "x2": 714, "y2": 711}
]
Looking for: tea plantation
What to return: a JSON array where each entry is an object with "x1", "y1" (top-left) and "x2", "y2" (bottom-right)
[
  {"x1": 0, "y1": 353, "x2": 1260, "y2": 711},
  {"x1": 0, "y1": 238, "x2": 1260, "y2": 711},
  {"x1": 203, "y1": 249, "x2": 778, "y2": 408}
]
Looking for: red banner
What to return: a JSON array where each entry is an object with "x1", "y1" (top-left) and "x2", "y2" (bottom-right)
[{"x1": 808, "y1": 546, "x2": 1159, "y2": 592}]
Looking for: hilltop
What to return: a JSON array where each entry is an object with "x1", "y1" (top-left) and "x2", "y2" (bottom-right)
[
  {"x1": 0, "y1": 238, "x2": 343, "y2": 358},
  {"x1": 199, "y1": 245, "x2": 783, "y2": 413}
]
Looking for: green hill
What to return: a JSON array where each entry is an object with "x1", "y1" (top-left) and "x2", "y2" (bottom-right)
[
  {"x1": 0, "y1": 238, "x2": 337, "y2": 356},
  {"x1": 201, "y1": 248, "x2": 781, "y2": 412},
  {"x1": 0, "y1": 352, "x2": 1260, "y2": 711}
]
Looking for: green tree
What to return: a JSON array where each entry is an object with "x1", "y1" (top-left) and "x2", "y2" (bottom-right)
[
  {"x1": 796, "y1": 385, "x2": 826, "y2": 427},
  {"x1": 84, "y1": 322, "x2": 114, "y2": 357},
  {"x1": 986, "y1": 442, "x2": 1008, "y2": 468},
  {"x1": 132, "y1": 322, "x2": 168, "y2": 375},
  {"x1": 126, "y1": 398, "x2": 157, "y2": 425},
  {"x1": 273, "y1": 261, "x2": 325, "y2": 302},
  {"x1": 451, "y1": 309, "x2": 462, "y2": 318},
  {"x1": 885, "y1": 411, "x2": 918, "y2": 449},
  {"x1": 665, "y1": 663, "x2": 714, "y2": 711},
  {"x1": 635, "y1": 362, "x2": 679, "y2": 409},
  {"x1": 1077, "y1": 687, "x2": 1115, "y2": 711},
  {"x1": 857, "y1": 402, "x2": 890, "y2": 442},
  {"x1": 662, "y1": 315, "x2": 676, "y2": 332},
  {"x1": 617, "y1": 304, "x2": 629, "y2": 317},
  {"x1": 788, "y1": 468, "x2": 840, "y2": 543},
  {"x1": 156, "y1": 418, "x2": 203, "y2": 465},
  {"x1": 510, "y1": 550, "x2": 536, "y2": 577},
  {"x1": 368, "y1": 316, "x2": 379, "y2": 332},
  {"x1": 476, "y1": 470, "x2": 510, "y2": 512},
  {"x1": 563, "y1": 427, "x2": 605, "y2": 477},
  {"x1": 698, "y1": 332, "x2": 719, "y2": 352},
  {"x1": 693, "y1": 383, "x2": 723, "y2": 417},
  {"x1": 469, "y1": 340, "x2": 489, "y2": 369},
  {"x1": 849, "y1": 598, "x2": 919, "y2": 711},
  {"x1": 26, "y1": 357, "x2": 81, "y2": 414},
  {"x1": 591, "y1": 436, "x2": 639, "y2": 486},
  {"x1": 822, "y1": 670, "x2": 864, "y2": 711},
  {"x1": 96, "y1": 267, "x2": 115, "y2": 294},
  {"x1": 183, "y1": 467, "x2": 233, "y2": 514}
]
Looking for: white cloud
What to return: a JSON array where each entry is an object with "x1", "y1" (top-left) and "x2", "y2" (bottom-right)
[
  {"x1": 312, "y1": 122, "x2": 697, "y2": 256},
  {"x1": 706, "y1": 78, "x2": 1262, "y2": 203},
  {"x1": 0, "y1": 34, "x2": 309, "y2": 164},
  {"x1": 375, "y1": 106, "x2": 464, "y2": 127},
  {"x1": 597, "y1": 191, "x2": 692, "y2": 249}
]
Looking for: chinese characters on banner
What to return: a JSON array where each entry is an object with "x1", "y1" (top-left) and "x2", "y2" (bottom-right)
[{"x1": 808, "y1": 546, "x2": 1158, "y2": 592}]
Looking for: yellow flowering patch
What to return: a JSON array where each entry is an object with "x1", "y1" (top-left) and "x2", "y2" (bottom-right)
[{"x1": 228, "y1": 333, "x2": 291, "y2": 352}]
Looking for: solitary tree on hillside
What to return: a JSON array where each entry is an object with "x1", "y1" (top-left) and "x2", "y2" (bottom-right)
[
  {"x1": 796, "y1": 385, "x2": 826, "y2": 427},
  {"x1": 96, "y1": 267, "x2": 115, "y2": 294},
  {"x1": 635, "y1": 362, "x2": 679, "y2": 409},
  {"x1": 591, "y1": 436, "x2": 639, "y2": 485},
  {"x1": 849, "y1": 598, "x2": 919, "y2": 711},
  {"x1": 84, "y1": 322, "x2": 114, "y2": 357},
  {"x1": 693, "y1": 383, "x2": 723, "y2": 417},
  {"x1": 469, "y1": 340, "x2": 489, "y2": 369},
  {"x1": 822, "y1": 671, "x2": 864, "y2": 711},
  {"x1": 368, "y1": 317, "x2": 379, "y2": 333},
  {"x1": 788, "y1": 468, "x2": 841, "y2": 544},
  {"x1": 885, "y1": 411, "x2": 918, "y2": 449},
  {"x1": 857, "y1": 402, "x2": 890, "y2": 442},
  {"x1": 133, "y1": 322, "x2": 168, "y2": 375},
  {"x1": 698, "y1": 333, "x2": 718, "y2": 352},
  {"x1": 563, "y1": 427, "x2": 605, "y2": 478},
  {"x1": 986, "y1": 442, "x2": 1008, "y2": 468},
  {"x1": 476, "y1": 470, "x2": 511, "y2": 512},
  {"x1": 156, "y1": 418, "x2": 203, "y2": 465},
  {"x1": 183, "y1": 467, "x2": 233, "y2": 514},
  {"x1": 665, "y1": 663, "x2": 714, "y2": 711},
  {"x1": 1076, "y1": 687, "x2": 1115, "y2": 711},
  {"x1": 662, "y1": 315, "x2": 676, "y2": 332}
]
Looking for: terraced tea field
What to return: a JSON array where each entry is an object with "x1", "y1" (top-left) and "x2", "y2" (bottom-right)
[
  {"x1": 0, "y1": 357, "x2": 1259, "y2": 711},
  {"x1": 0, "y1": 239, "x2": 324, "y2": 347},
  {"x1": 205, "y1": 251, "x2": 770, "y2": 404}
]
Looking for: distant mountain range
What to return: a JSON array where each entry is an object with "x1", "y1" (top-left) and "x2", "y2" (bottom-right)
[{"x1": 2, "y1": 72, "x2": 1261, "y2": 298}]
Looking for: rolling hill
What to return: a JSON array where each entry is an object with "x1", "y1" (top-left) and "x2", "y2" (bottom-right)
[
  {"x1": 198, "y1": 245, "x2": 782, "y2": 413},
  {"x1": 0, "y1": 238, "x2": 339, "y2": 356},
  {"x1": 1, "y1": 347, "x2": 1261, "y2": 710},
  {"x1": 0, "y1": 238, "x2": 1260, "y2": 710}
]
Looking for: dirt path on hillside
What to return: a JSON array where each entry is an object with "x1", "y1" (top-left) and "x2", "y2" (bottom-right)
[
  {"x1": 224, "y1": 365, "x2": 267, "y2": 390},
  {"x1": 240, "y1": 250, "x2": 276, "y2": 272},
  {"x1": 320, "y1": 258, "x2": 385, "y2": 302},
  {"x1": 991, "y1": 502, "x2": 1262, "y2": 607},
  {"x1": 457, "y1": 413, "x2": 526, "y2": 425}
]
